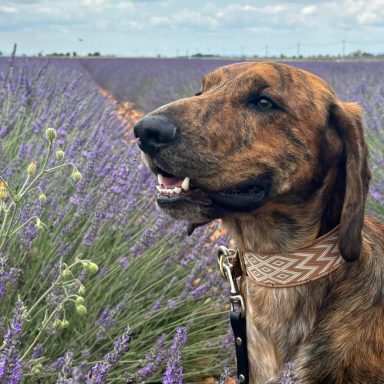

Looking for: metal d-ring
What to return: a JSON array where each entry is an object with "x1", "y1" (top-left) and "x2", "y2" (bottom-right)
[{"x1": 217, "y1": 245, "x2": 246, "y2": 317}]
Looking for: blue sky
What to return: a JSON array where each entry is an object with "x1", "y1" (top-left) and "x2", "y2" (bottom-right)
[{"x1": 1, "y1": 0, "x2": 384, "y2": 57}]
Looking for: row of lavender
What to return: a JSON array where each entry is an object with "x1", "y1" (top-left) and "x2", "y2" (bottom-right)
[
  {"x1": 80, "y1": 57, "x2": 384, "y2": 216},
  {"x1": 0, "y1": 56, "x2": 233, "y2": 383}
]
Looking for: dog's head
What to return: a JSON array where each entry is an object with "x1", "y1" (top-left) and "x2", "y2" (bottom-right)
[{"x1": 133, "y1": 62, "x2": 370, "y2": 261}]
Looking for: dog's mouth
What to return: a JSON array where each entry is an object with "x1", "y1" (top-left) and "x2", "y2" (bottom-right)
[{"x1": 155, "y1": 168, "x2": 270, "y2": 213}]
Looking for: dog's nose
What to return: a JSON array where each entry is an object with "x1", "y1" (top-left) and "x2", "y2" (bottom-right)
[{"x1": 133, "y1": 115, "x2": 177, "y2": 156}]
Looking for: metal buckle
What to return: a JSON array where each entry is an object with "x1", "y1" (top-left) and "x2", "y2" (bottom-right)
[{"x1": 218, "y1": 246, "x2": 246, "y2": 317}]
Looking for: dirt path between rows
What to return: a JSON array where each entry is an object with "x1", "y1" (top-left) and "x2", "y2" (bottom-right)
[{"x1": 100, "y1": 88, "x2": 145, "y2": 142}]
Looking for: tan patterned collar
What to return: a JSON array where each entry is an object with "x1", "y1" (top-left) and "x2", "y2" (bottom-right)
[{"x1": 241, "y1": 226, "x2": 344, "y2": 288}]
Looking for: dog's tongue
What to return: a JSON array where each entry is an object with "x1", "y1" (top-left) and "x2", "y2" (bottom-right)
[{"x1": 162, "y1": 176, "x2": 183, "y2": 188}]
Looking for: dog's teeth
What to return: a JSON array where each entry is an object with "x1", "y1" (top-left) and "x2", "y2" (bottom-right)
[
  {"x1": 156, "y1": 184, "x2": 183, "y2": 196},
  {"x1": 157, "y1": 174, "x2": 163, "y2": 185},
  {"x1": 181, "y1": 177, "x2": 190, "y2": 191}
]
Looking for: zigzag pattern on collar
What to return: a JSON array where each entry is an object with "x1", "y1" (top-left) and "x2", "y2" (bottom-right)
[{"x1": 242, "y1": 226, "x2": 343, "y2": 288}]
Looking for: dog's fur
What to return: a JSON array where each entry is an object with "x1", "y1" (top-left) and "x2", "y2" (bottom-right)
[{"x1": 134, "y1": 62, "x2": 384, "y2": 383}]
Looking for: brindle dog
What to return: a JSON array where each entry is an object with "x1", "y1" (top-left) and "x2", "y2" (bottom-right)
[{"x1": 133, "y1": 62, "x2": 384, "y2": 384}]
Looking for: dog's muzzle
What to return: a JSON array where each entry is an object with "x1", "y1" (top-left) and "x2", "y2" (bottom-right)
[{"x1": 133, "y1": 115, "x2": 177, "y2": 157}]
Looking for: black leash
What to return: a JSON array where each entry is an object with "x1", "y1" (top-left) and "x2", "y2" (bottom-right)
[
  {"x1": 230, "y1": 311, "x2": 249, "y2": 383},
  {"x1": 218, "y1": 246, "x2": 249, "y2": 384}
]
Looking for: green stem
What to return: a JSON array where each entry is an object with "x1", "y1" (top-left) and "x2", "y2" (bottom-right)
[
  {"x1": 8, "y1": 215, "x2": 38, "y2": 237},
  {"x1": 26, "y1": 255, "x2": 64, "y2": 318},
  {"x1": 0, "y1": 204, "x2": 17, "y2": 253},
  {"x1": 26, "y1": 274, "x2": 61, "y2": 318},
  {"x1": 45, "y1": 162, "x2": 76, "y2": 173},
  {"x1": 17, "y1": 140, "x2": 53, "y2": 199},
  {"x1": 21, "y1": 301, "x2": 65, "y2": 361},
  {"x1": 27, "y1": 260, "x2": 83, "y2": 318},
  {"x1": 0, "y1": 207, "x2": 9, "y2": 236},
  {"x1": 0, "y1": 175, "x2": 17, "y2": 203},
  {"x1": 17, "y1": 174, "x2": 30, "y2": 198}
]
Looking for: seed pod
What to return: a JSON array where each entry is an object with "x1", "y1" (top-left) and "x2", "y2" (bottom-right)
[
  {"x1": 0, "y1": 182, "x2": 7, "y2": 201},
  {"x1": 56, "y1": 149, "x2": 65, "y2": 160},
  {"x1": 76, "y1": 296, "x2": 85, "y2": 305},
  {"x1": 27, "y1": 161, "x2": 37, "y2": 175},
  {"x1": 35, "y1": 217, "x2": 43, "y2": 230},
  {"x1": 83, "y1": 261, "x2": 98, "y2": 273},
  {"x1": 45, "y1": 128, "x2": 57, "y2": 142},
  {"x1": 76, "y1": 304, "x2": 87, "y2": 315},
  {"x1": 32, "y1": 364, "x2": 42, "y2": 375},
  {"x1": 39, "y1": 193, "x2": 47, "y2": 204},
  {"x1": 61, "y1": 319, "x2": 69, "y2": 328},
  {"x1": 71, "y1": 170, "x2": 82, "y2": 182},
  {"x1": 78, "y1": 285, "x2": 86, "y2": 295},
  {"x1": 61, "y1": 268, "x2": 72, "y2": 278},
  {"x1": 53, "y1": 318, "x2": 62, "y2": 328}
]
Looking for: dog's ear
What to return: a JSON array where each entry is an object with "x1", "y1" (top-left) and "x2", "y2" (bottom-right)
[{"x1": 329, "y1": 101, "x2": 371, "y2": 262}]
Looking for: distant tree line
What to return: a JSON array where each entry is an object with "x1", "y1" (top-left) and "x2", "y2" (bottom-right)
[
  {"x1": 0, "y1": 49, "x2": 383, "y2": 59},
  {"x1": 191, "y1": 50, "x2": 383, "y2": 60},
  {"x1": 39, "y1": 52, "x2": 101, "y2": 57}
]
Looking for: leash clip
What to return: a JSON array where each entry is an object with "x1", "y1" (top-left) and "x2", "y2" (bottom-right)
[{"x1": 218, "y1": 246, "x2": 246, "y2": 318}]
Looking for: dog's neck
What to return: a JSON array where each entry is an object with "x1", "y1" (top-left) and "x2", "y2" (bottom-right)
[
  {"x1": 221, "y1": 168, "x2": 346, "y2": 383},
  {"x1": 222, "y1": 167, "x2": 344, "y2": 254}
]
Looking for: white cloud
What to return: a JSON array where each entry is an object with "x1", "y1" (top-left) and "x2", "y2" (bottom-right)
[
  {"x1": 79, "y1": 0, "x2": 106, "y2": 6},
  {"x1": 149, "y1": 15, "x2": 171, "y2": 27},
  {"x1": 0, "y1": 5, "x2": 18, "y2": 13},
  {"x1": 173, "y1": 9, "x2": 218, "y2": 28},
  {"x1": 1, "y1": 0, "x2": 383, "y2": 56},
  {"x1": 301, "y1": 5, "x2": 317, "y2": 15},
  {"x1": 357, "y1": 11, "x2": 378, "y2": 24},
  {"x1": 336, "y1": 0, "x2": 384, "y2": 25},
  {"x1": 263, "y1": 5, "x2": 286, "y2": 13}
]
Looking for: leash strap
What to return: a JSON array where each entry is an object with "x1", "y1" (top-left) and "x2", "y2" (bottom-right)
[
  {"x1": 218, "y1": 246, "x2": 249, "y2": 384},
  {"x1": 230, "y1": 311, "x2": 249, "y2": 384}
]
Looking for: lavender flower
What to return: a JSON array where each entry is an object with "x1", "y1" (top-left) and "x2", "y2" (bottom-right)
[
  {"x1": 105, "y1": 326, "x2": 132, "y2": 365},
  {"x1": 87, "y1": 326, "x2": 132, "y2": 383},
  {"x1": 0, "y1": 257, "x2": 20, "y2": 298},
  {"x1": 95, "y1": 300, "x2": 127, "y2": 340},
  {"x1": 280, "y1": 362, "x2": 295, "y2": 384},
  {"x1": 135, "y1": 334, "x2": 167, "y2": 381},
  {"x1": 0, "y1": 300, "x2": 25, "y2": 384},
  {"x1": 265, "y1": 363, "x2": 295, "y2": 384},
  {"x1": 118, "y1": 257, "x2": 129, "y2": 270},
  {"x1": 216, "y1": 367, "x2": 232, "y2": 384},
  {"x1": 87, "y1": 361, "x2": 109, "y2": 384},
  {"x1": 162, "y1": 327, "x2": 187, "y2": 384},
  {"x1": 167, "y1": 299, "x2": 177, "y2": 310},
  {"x1": 31, "y1": 344, "x2": 44, "y2": 359},
  {"x1": 52, "y1": 356, "x2": 66, "y2": 372}
]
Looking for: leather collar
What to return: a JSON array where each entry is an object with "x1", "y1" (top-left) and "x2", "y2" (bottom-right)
[{"x1": 240, "y1": 226, "x2": 344, "y2": 288}]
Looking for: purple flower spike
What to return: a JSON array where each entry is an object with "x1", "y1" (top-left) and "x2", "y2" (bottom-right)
[
  {"x1": 162, "y1": 327, "x2": 187, "y2": 384},
  {"x1": 87, "y1": 361, "x2": 109, "y2": 384},
  {"x1": 0, "y1": 257, "x2": 21, "y2": 298},
  {"x1": 32, "y1": 344, "x2": 44, "y2": 359},
  {"x1": 105, "y1": 326, "x2": 132, "y2": 365},
  {"x1": 280, "y1": 362, "x2": 295, "y2": 384},
  {"x1": 135, "y1": 334, "x2": 168, "y2": 381},
  {"x1": 0, "y1": 300, "x2": 25, "y2": 384},
  {"x1": 217, "y1": 367, "x2": 232, "y2": 384},
  {"x1": 87, "y1": 326, "x2": 132, "y2": 383}
]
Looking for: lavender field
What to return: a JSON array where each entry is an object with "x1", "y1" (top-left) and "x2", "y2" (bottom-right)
[{"x1": 0, "y1": 55, "x2": 383, "y2": 383}]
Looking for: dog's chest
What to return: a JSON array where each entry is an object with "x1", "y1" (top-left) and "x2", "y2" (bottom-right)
[{"x1": 241, "y1": 276, "x2": 323, "y2": 383}]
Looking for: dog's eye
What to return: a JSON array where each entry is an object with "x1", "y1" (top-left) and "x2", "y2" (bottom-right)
[{"x1": 247, "y1": 96, "x2": 277, "y2": 111}]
